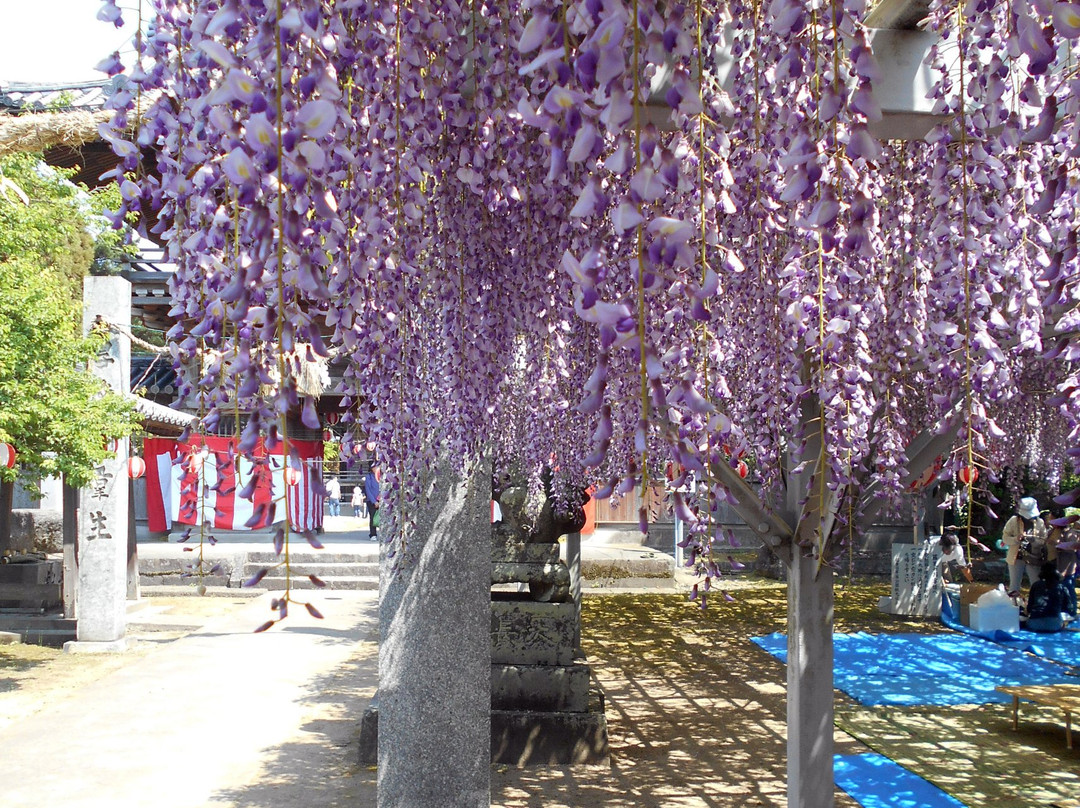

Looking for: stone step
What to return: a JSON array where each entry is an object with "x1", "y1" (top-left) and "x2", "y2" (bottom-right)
[
  {"x1": 140, "y1": 585, "x2": 263, "y2": 598},
  {"x1": 242, "y1": 561, "x2": 380, "y2": 578},
  {"x1": 246, "y1": 550, "x2": 379, "y2": 564},
  {"x1": 139, "y1": 574, "x2": 232, "y2": 588},
  {"x1": 0, "y1": 615, "x2": 77, "y2": 647},
  {"x1": 248, "y1": 574, "x2": 379, "y2": 591}
]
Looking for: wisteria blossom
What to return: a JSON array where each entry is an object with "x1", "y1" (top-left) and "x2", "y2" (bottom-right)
[{"x1": 96, "y1": 0, "x2": 1080, "y2": 583}]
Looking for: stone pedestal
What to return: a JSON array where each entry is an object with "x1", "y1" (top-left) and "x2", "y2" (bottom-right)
[
  {"x1": 377, "y1": 456, "x2": 491, "y2": 808},
  {"x1": 487, "y1": 482, "x2": 607, "y2": 766}
]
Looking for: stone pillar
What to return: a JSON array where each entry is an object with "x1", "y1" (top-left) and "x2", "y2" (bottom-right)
[
  {"x1": 378, "y1": 455, "x2": 491, "y2": 807},
  {"x1": 786, "y1": 548, "x2": 834, "y2": 808},
  {"x1": 66, "y1": 277, "x2": 131, "y2": 653}
]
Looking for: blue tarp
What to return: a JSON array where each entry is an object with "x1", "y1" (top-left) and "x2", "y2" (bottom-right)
[
  {"x1": 941, "y1": 593, "x2": 1080, "y2": 668},
  {"x1": 751, "y1": 631, "x2": 1079, "y2": 706},
  {"x1": 834, "y1": 753, "x2": 967, "y2": 808}
]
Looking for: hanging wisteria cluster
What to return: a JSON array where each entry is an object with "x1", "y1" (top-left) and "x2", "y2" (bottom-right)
[{"x1": 97, "y1": 0, "x2": 1080, "y2": 576}]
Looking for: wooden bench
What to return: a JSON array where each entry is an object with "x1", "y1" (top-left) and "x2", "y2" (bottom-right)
[{"x1": 995, "y1": 684, "x2": 1080, "y2": 750}]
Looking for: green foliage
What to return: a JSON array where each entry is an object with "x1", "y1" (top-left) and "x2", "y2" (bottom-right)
[
  {"x1": 0, "y1": 154, "x2": 136, "y2": 489},
  {"x1": 88, "y1": 181, "x2": 139, "y2": 276},
  {"x1": 0, "y1": 153, "x2": 94, "y2": 299}
]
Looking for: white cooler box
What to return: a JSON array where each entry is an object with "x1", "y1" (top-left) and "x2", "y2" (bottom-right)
[{"x1": 968, "y1": 603, "x2": 1020, "y2": 633}]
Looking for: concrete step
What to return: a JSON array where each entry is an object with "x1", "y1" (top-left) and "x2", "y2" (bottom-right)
[
  {"x1": 241, "y1": 561, "x2": 380, "y2": 579},
  {"x1": 0, "y1": 615, "x2": 77, "y2": 647},
  {"x1": 139, "y1": 574, "x2": 232, "y2": 588},
  {"x1": 140, "y1": 585, "x2": 263, "y2": 598},
  {"x1": 250, "y1": 574, "x2": 379, "y2": 591},
  {"x1": 246, "y1": 550, "x2": 379, "y2": 564}
]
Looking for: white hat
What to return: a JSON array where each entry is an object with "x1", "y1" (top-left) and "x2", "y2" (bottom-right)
[{"x1": 1018, "y1": 497, "x2": 1040, "y2": 519}]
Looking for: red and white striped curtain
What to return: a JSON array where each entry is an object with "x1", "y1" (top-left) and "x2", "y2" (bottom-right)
[{"x1": 143, "y1": 436, "x2": 324, "y2": 533}]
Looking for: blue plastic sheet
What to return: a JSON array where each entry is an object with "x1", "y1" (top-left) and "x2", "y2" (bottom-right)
[
  {"x1": 834, "y1": 753, "x2": 967, "y2": 808},
  {"x1": 751, "y1": 631, "x2": 1079, "y2": 706},
  {"x1": 941, "y1": 592, "x2": 1080, "y2": 668}
]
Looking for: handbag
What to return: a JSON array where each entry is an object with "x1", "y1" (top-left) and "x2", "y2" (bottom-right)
[{"x1": 372, "y1": 510, "x2": 381, "y2": 528}]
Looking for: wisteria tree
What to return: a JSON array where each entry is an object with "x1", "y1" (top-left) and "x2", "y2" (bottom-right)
[{"x1": 97, "y1": 0, "x2": 1080, "y2": 805}]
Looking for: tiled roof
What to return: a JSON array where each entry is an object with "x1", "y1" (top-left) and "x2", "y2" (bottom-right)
[
  {"x1": 128, "y1": 394, "x2": 196, "y2": 432},
  {"x1": 0, "y1": 79, "x2": 119, "y2": 114}
]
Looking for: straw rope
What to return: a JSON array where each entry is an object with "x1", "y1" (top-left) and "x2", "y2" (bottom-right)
[{"x1": 0, "y1": 109, "x2": 115, "y2": 159}]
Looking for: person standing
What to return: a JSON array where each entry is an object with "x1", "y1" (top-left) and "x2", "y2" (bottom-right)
[
  {"x1": 1048, "y1": 506, "x2": 1078, "y2": 615},
  {"x1": 1002, "y1": 496, "x2": 1047, "y2": 595},
  {"x1": 351, "y1": 484, "x2": 365, "y2": 518},
  {"x1": 326, "y1": 475, "x2": 342, "y2": 517},
  {"x1": 363, "y1": 464, "x2": 381, "y2": 540}
]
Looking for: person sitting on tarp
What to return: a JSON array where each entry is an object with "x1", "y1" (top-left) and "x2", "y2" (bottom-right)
[
  {"x1": 935, "y1": 532, "x2": 974, "y2": 583},
  {"x1": 1023, "y1": 561, "x2": 1077, "y2": 633}
]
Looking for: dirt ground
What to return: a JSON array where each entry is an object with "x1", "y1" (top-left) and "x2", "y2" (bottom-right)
[{"x1": 3, "y1": 581, "x2": 1075, "y2": 807}]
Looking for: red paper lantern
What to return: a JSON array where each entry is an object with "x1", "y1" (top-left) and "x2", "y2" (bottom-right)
[
  {"x1": 189, "y1": 448, "x2": 207, "y2": 472},
  {"x1": 322, "y1": 429, "x2": 333, "y2": 442},
  {"x1": 126, "y1": 457, "x2": 146, "y2": 479},
  {"x1": 737, "y1": 460, "x2": 749, "y2": 479},
  {"x1": 959, "y1": 466, "x2": 979, "y2": 485},
  {"x1": 0, "y1": 442, "x2": 16, "y2": 469},
  {"x1": 324, "y1": 412, "x2": 341, "y2": 425},
  {"x1": 284, "y1": 467, "x2": 302, "y2": 486}
]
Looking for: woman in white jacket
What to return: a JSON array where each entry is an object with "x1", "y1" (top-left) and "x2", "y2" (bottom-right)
[{"x1": 1002, "y1": 497, "x2": 1047, "y2": 594}]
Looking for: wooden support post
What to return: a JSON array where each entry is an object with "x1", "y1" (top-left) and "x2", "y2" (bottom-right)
[
  {"x1": 786, "y1": 549, "x2": 835, "y2": 808},
  {"x1": 62, "y1": 480, "x2": 78, "y2": 619}
]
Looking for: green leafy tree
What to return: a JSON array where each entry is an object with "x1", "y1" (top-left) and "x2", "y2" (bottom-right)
[{"x1": 0, "y1": 154, "x2": 136, "y2": 500}]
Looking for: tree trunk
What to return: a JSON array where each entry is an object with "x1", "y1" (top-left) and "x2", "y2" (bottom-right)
[{"x1": 786, "y1": 547, "x2": 835, "y2": 808}]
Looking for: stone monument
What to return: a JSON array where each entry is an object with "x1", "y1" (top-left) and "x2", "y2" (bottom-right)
[
  {"x1": 886, "y1": 542, "x2": 943, "y2": 617},
  {"x1": 65, "y1": 276, "x2": 131, "y2": 653}
]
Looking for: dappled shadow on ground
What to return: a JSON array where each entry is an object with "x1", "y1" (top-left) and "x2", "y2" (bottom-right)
[
  {"x1": 837, "y1": 703, "x2": 1080, "y2": 807},
  {"x1": 0, "y1": 646, "x2": 54, "y2": 693},
  {"x1": 494, "y1": 586, "x2": 865, "y2": 808},
  {"x1": 208, "y1": 631, "x2": 379, "y2": 808}
]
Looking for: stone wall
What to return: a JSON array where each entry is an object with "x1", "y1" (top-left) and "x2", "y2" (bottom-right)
[{"x1": 5, "y1": 509, "x2": 63, "y2": 555}]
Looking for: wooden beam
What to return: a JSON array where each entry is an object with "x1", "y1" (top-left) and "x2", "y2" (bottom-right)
[
  {"x1": 708, "y1": 459, "x2": 795, "y2": 551},
  {"x1": 865, "y1": 0, "x2": 932, "y2": 30}
]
